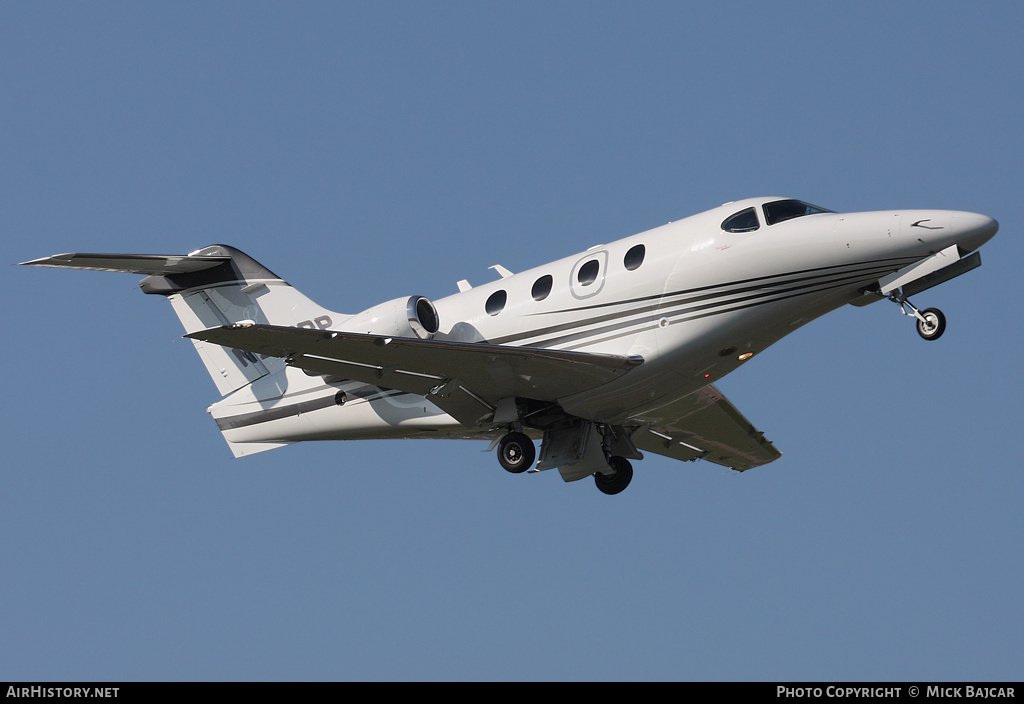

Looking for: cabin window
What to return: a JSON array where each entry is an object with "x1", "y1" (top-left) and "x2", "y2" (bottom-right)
[
  {"x1": 577, "y1": 259, "x2": 600, "y2": 286},
  {"x1": 721, "y1": 207, "x2": 760, "y2": 233},
  {"x1": 762, "y1": 199, "x2": 834, "y2": 226},
  {"x1": 485, "y1": 290, "x2": 507, "y2": 316},
  {"x1": 532, "y1": 274, "x2": 553, "y2": 301},
  {"x1": 624, "y1": 244, "x2": 645, "y2": 271}
]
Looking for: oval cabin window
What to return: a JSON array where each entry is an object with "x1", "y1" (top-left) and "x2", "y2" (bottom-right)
[
  {"x1": 577, "y1": 259, "x2": 600, "y2": 286},
  {"x1": 485, "y1": 290, "x2": 507, "y2": 316},
  {"x1": 532, "y1": 274, "x2": 553, "y2": 301},
  {"x1": 624, "y1": 244, "x2": 645, "y2": 271}
]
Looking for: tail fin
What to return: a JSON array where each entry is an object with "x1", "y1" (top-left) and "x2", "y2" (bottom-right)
[{"x1": 21, "y1": 245, "x2": 341, "y2": 395}]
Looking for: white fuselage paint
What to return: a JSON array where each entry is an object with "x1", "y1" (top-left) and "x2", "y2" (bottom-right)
[{"x1": 211, "y1": 197, "x2": 997, "y2": 448}]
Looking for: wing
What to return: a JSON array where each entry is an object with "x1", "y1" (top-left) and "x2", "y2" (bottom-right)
[
  {"x1": 186, "y1": 324, "x2": 644, "y2": 427},
  {"x1": 630, "y1": 385, "x2": 781, "y2": 471}
]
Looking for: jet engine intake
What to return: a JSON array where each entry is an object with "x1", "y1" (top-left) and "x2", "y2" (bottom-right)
[{"x1": 343, "y1": 295, "x2": 440, "y2": 339}]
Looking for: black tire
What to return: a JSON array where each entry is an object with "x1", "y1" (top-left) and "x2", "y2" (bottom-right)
[
  {"x1": 917, "y1": 307, "x2": 946, "y2": 341},
  {"x1": 497, "y1": 432, "x2": 535, "y2": 473},
  {"x1": 594, "y1": 456, "x2": 633, "y2": 495}
]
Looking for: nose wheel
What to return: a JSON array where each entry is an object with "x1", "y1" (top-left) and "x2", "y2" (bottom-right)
[
  {"x1": 889, "y1": 290, "x2": 946, "y2": 341},
  {"x1": 915, "y1": 307, "x2": 946, "y2": 341}
]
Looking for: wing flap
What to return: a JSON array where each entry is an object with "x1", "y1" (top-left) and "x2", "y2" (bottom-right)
[
  {"x1": 278, "y1": 349, "x2": 494, "y2": 426},
  {"x1": 186, "y1": 324, "x2": 643, "y2": 427},
  {"x1": 632, "y1": 385, "x2": 781, "y2": 471}
]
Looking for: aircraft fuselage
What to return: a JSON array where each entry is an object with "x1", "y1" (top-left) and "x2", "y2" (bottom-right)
[
  {"x1": 20, "y1": 196, "x2": 998, "y2": 493},
  {"x1": 422, "y1": 198, "x2": 996, "y2": 424}
]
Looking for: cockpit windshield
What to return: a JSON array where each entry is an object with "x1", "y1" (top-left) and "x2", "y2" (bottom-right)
[{"x1": 762, "y1": 199, "x2": 833, "y2": 226}]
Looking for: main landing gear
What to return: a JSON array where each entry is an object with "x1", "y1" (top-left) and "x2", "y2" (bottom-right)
[
  {"x1": 496, "y1": 431, "x2": 535, "y2": 473},
  {"x1": 594, "y1": 456, "x2": 633, "y2": 495},
  {"x1": 495, "y1": 427, "x2": 635, "y2": 495},
  {"x1": 888, "y1": 290, "x2": 946, "y2": 341}
]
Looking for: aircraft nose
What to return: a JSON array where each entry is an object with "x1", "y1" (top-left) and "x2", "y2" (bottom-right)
[{"x1": 950, "y1": 212, "x2": 999, "y2": 253}]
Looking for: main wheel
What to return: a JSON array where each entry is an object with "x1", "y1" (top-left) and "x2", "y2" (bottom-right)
[
  {"x1": 497, "y1": 432, "x2": 535, "y2": 473},
  {"x1": 594, "y1": 456, "x2": 633, "y2": 495},
  {"x1": 917, "y1": 307, "x2": 946, "y2": 341}
]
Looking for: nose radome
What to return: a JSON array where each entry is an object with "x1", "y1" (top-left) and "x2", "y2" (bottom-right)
[{"x1": 950, "y1": 212, "x2": 999, "y2": 253}]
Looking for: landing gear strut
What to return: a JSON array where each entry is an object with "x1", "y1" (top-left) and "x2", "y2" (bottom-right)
[
  {"x1": 496, "y1": 422, "x2": 638, "y2": 495},
  {"x1": 496, "y1": 432, "x2": 535, "y2": 473},
  {"x1": 889, "y1": 290, "x2": 946, "y2": 341}
]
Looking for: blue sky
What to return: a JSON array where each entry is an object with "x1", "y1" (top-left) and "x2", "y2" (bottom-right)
[{"x1": 2, "y1": 2, "x2": 1021, "y2": 681}]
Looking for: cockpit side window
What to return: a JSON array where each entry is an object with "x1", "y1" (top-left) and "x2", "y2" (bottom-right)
[
  {"x1": 721, "y1": 207, "x2": 760, "y2": 233},
  {"x1": 762, "y1": 199, "x2": 833, "y2": 226}
]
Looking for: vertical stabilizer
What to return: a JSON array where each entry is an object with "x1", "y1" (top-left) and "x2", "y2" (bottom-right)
[
  {"x1": 21, "y1": 245, "x2": 343, "y2": 396},
  {"x1": 138, "y1": 245, "x2": 339, "y2": 395}
]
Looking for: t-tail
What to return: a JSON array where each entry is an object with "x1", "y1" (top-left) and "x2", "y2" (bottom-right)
[{"x1": 20, "y1": 245, "x2": 342, "y2": 455}]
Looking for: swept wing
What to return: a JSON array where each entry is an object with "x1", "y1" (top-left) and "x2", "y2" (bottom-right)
[
  {"x1": 630, "y1": 385, "x2": 781, "y2": 471},
  {"x1": 187, "y1": 324, "x2": 643, "y2": 427},
  {"x1": 188, "y1": 324, "x2": 779, "y2": 471}
]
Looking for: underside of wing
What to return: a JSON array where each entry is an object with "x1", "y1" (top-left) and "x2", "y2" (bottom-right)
[
  {"x1": 631, "y1": 385, "x2": 781, "y2": 471},
  {"x1": 186, "y1": 324, "x2": 644, "y2": 427}
]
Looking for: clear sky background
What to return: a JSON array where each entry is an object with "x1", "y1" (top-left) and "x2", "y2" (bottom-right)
[{"x1": 2, "y1": 2, "x2": 1021, "y2": 682}]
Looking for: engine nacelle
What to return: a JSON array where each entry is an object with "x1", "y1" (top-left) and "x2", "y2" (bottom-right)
[{"x1": 342, "y1": 296, "x2": 440, "y2": 339}]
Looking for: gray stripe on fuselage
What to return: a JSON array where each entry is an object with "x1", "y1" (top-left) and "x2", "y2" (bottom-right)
[
  {"x1": 539, "y1": 268, "x2": 890, "y2": 351},
  {"x1": 524, "y1": 256, "x2": 918, "y2": 318},
  {"x1": 492, "y1": 258, "x2": 914, "y2": 348},
  {"x1": 214, "y1": 258, "x2": 917, "y2": 430}
]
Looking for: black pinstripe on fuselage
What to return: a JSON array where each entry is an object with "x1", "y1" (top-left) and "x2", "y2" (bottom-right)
[{"x1": 214, "y1": 255, "x2": 916, "y2": 430}]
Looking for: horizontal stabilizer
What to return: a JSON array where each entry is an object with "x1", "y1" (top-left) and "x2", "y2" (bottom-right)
[
  {"x1": 19, "y1": 252, "x2": 231, "y2": 276},
  {"x1": 21, "y1": 245, "x2": 340, "y2": 399}
]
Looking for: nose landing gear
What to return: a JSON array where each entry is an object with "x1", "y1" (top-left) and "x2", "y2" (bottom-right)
[
  {"x1": 889, "y1": 290, "x2": 946, "y2": 341},
  {"x1": 915, "y1": 307, "x2": 946, "y2": 341}
]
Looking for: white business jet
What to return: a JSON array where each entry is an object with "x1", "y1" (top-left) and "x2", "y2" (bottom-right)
[{"x1": 21, "y1": 197, "x2": 997, "y2": 494}]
